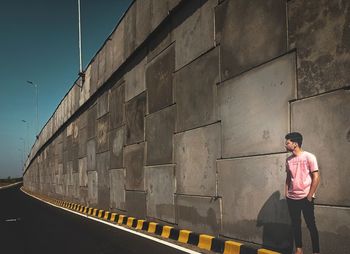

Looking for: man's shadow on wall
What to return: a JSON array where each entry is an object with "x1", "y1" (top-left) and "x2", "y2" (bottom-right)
[{"x1": 257, "y1": 191, "x2": 294, "y2": 254}]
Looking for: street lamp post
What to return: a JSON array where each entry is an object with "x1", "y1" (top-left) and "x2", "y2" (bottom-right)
[{"x1": 26, "y1": 81, "x2": 39, "y2": 137}]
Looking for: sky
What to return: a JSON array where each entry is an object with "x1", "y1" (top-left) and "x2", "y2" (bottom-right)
[{"x1": 0, "y1": 0, "x2": 132, "y2": 179}]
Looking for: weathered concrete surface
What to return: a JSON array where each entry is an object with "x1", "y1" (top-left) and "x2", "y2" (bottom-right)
[
  {"x1": 110, "y1": 19, "x2": 125, "y2": 72},
  {"x1": 291, "y1": 90, "x2": 350, "y2": 206},
  {"x1": 78, "y1": 157, "x2": 87, "y2": 187},
  {"x1": 174, "y1": 123, "x2": 220, "y2": 196},
  {"x1": 86, "y1": 139, "x2": 96, "y2": 172},
  {"x1": 96, "y1": 151, "x2": 110, "y2": 209},
  {"x1": 146, "y1": 45, "x2": 175, "y2": 114},
  {"x1": 109, "y1": 127, "x2": 124, "y2": 169},
  {"x1": 303, "y1": 206, "x2": 350, "y2": 254},
  {"x1": 78, "y1": 127, "x2": 87, "y2": 158},
  {"x1": 124, "y1": 142, "x2": 145, "y2": 191},
  {"x1": 173, "y1": 0, "x2": 216, "y2": 70},
  {"x1": 175, "y1": 48, "x2": 219, "y2": 132},
  {"x1": 219, "y1": 0, "x2": 287, "y2": 81},
  {"x1": 88, "y1": 170, "x2": 98, "y2": 205},
  {"x1": 145, "y1": 165, "x2": 175, "y2": 223},
  {"x1": 96, "y1": 114, "x2": 109, "y2": 153},
  {"x1": 146, "y1": 106, "x2": 175, "y2": 166},
  {"x1": 125, "y1": 50, "x2": 147, "y2": 102},
  {"x1": 288, "y1": 0, "x2": 350, "y2": 98},
  {"x1": 97, "y1": 90, "x2": 109, "y2": 119},
  {"x1": 126, "y1": 191, "x2": 146, "y2": 219},
  {"x1": 135, "y1": 0, "x2": 151, "y2": 47},
  {"x1": 175, "y1": 195, "x2": 221, "y2": 236},
  {"x1": 109, "y1": 83, "x2": 125, "y2": 130},
  {"x1": 109, "y1": 168, "x2": 126, "y2": 211},
  {"x1": 218, "y1": 53, "x2": 296, "y2": 158},
  {"x1": 90, "y1": 59, "x2": 98, "y2": 95},
  {"x1": 218, "y1": 154, "x2": 292, "y2": 251},
  {"x1": 79, "y1": 66, "x2": 91, "y2": 107},
  {"x1": 87, "y1": 104, "x2": 97, "y2": 140},
  {"x1": 124, "y1": 3, "x2": 136, "y2": 60},
  {"x1": 125, "y1": 92, "x2": 146, "y2": 145}
]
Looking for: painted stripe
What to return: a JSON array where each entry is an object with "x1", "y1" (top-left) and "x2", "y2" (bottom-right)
[
  {"x1": 223, "y1": 241, "x2": 242, "y2": 254},
  {"x1": 83, "y1": 207, "x2": 88, "y2": 214},
  {"x1": 198, "y1": 234, "x2": 214, "y2": 251},
  {"x1": 136, "y1": 220, "x2": 144, "y2": 230},
  {"x1": 21, "y1": 188, "x2": 201, "y2": 254},
  {"x1": 117, "y1": 215, "x2": 125, "y2": 224},
  {"x1": 127, "y1": 217, "x2": 135, "y2": 227},
  {"x1": 103, "y1": 211, "x2": 110, "y2": 220},
  {"x1": 258, "y1": 249, "x2": 280, "y2": 254},
  {"x1": 178, "y1": 230, "x2": 191, "y2": 243},
  {"x1": 98, "y1": 210, "x2": 104, "y2": 218},
  {"x1": 148, "y1": 222, "x2": 158, "y2": 233},
  {"x1": 88, "y1": 208, "x2": 93, "y2": 215},
  {"x1": 79, "y1": 206, "x2": 84, "y2": 213},
  {"x1": 110, "y1": 213, "x2": 117, "y2": 222},
  {"x1": 161, "y1": 226, "x2": 173, "y2": 238},
  {"x1": 93, "y1": 208, "x2": 98, "y2": 217}
]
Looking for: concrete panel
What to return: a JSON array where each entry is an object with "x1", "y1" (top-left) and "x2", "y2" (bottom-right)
[
  {"x1": 150, "y1": 0, "x2": 168, "y2": 32},
  {"x1": 146, "y1": 106, "x2": 175, "y2": 165},
  {"x1": 109, "y1": 82, "x2": 125, "y2": 130},
  {"x1": 109, "y1": 168, "x2": 126, "y2": 211},
  {"x1": 288, "y1": 0, "x2": 350, "y2": 98},
  {"x1": 125, "y1": 51, "x2": 147, "y2": 102},
  {"x1": 126, "y1": 191, "x2": 146, "y2": 219},
  {"x1": 218, "y1": 154, "x2": 292, "y2": 251},
  {"x1": 90, "y1": 59, "x2": 98, "y2": 95},
  {"x1": 175, "y1": 48, "x2": 219, "y2": 132},
  {"x1": 124, "y1": 142, "x2": 145, "y2": 191},
  {"x1": 88, "y1": 171, "x2": 98, "y2": 205},
  {"x1": 303, "y1": 206, "x2": 350, "y2": 254},
  {"x1": 96, "y1": 114, "x2": 110, "y2": 153},
  {"x1": 148, "y1": 21, "x2": 172, "y2": 62},
  {"x1": 86, "y1": 139, "x2": 96, "y2": 172},
  {"x1": 219, "y1": 0, "x2": 287, "y2": 81},
  {"x1": 97, "y1": 47, "x2": 106, "y2": 88},
  {"x1": 174, "y1": 123, "x2": 220, "y2": 196},
  {"x1": 111, "y1": 19, "x2": 125, "y2": 72},
  {"x1": 175, "y1": 195, "x2": 221, "y2": 236},
  {"x1": 79, "y1": 66, "x2": 91, "y2": 107},
  {"x1": 146, "y1": 45, "x2": 175, "y2": 114},
  {"x1": 78, "y1": 127, "x2": 87, "y2": 158},
  {"x1": 173, "y1": 0, "x2": 216, "y2": 70},
  {"x1": 87, "y1": 104, "x2": 97, "y2": 140},
  {"x1": 78, "y1": 157, "x2": 87, "y2": 187},
  {"x1": 218, "y1": 53, "x2": 296, "y2": 158},
  {"x1": 96, "y1": 151, "x2": 110, "y2": 209},
  {"x1": 105, "y1": 40, "x2": 113, "y2": 80},
  {"x1": 124, "y1": 3, "x2": 136, "y2": 59},
  {"x1": 145, "y1": 165, "x2": 175, "y2": 223},
  {"x1": 97, "y1": 90, "x2": 109, "y2": 119},
  {"x1": 291, "y1": 90, "x2": 350, "y2": 206},
  {"x1": 135, "y1": 0, "x2": 151, "y2": 47},
  {"x1": 109, "y1": 127, "x2": 124, "y2": 169},
  {"x1": 125, "y1": 92, "x2": 146, "y2": 145},
  {"x1": 72, "y1": 173, "x2": 79, "y2": 199}
]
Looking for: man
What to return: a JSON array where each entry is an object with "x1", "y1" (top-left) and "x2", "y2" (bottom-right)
[{"x1": 285, "y1": 132, "x2": 320, "y2": 254}]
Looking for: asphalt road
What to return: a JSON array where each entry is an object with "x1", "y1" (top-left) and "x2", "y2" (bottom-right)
[{"x1": 0, "y1": 185, "x2": 197, "y2": 254}]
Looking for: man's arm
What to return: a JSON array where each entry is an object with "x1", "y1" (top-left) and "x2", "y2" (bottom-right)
[
  {"x1": 285, "y1": 171, "x2": 291, "y2": 197},
  {"x1": 307, "y1": 171, "x2": 320, "y2": 201}
]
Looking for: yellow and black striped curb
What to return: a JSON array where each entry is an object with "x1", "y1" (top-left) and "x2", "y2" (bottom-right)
[{"x1": 22, "y1": 189, "x2": 280, "y2": 254}]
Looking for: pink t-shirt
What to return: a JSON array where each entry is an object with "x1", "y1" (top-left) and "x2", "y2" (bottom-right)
[{"x1": 286, "y1": 151, "x2": 319, "y2": 200}]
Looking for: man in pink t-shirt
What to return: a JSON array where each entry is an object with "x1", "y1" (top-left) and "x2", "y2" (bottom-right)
[{"x1": 285, "y1": 132, "x2": 321, "y2": 254}]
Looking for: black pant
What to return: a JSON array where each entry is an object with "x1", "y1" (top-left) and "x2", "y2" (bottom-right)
[{"x1": 287, "y1": 197, "x2": 320, "y2": 253}]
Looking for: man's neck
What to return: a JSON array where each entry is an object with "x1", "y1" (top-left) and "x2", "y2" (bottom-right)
[{"x1": 293, "y1": 148, "x2": 303, "y2": 156}]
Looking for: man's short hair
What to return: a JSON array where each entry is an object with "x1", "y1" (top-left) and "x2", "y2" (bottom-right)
[{"x1": 285, "y1": 132, "x2": 303, "y2": 147}]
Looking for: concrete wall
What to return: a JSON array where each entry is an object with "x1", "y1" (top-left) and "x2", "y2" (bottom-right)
[{"x1": 23, "y1": 0, "x2": 350, "y2": 253}]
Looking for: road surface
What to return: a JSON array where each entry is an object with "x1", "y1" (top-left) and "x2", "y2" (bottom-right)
[{"x1": 0, "y1": 184, "x2": 200, "y2": 254}]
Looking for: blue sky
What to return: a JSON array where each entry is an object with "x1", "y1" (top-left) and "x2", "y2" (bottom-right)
[{"x1": 0, "y1": 0, "x2": 132, "y2": 178}]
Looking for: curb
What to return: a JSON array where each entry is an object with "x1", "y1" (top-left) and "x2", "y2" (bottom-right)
[{"x1": 22, "y1": 188, "x2": 280, "y2": 254}]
